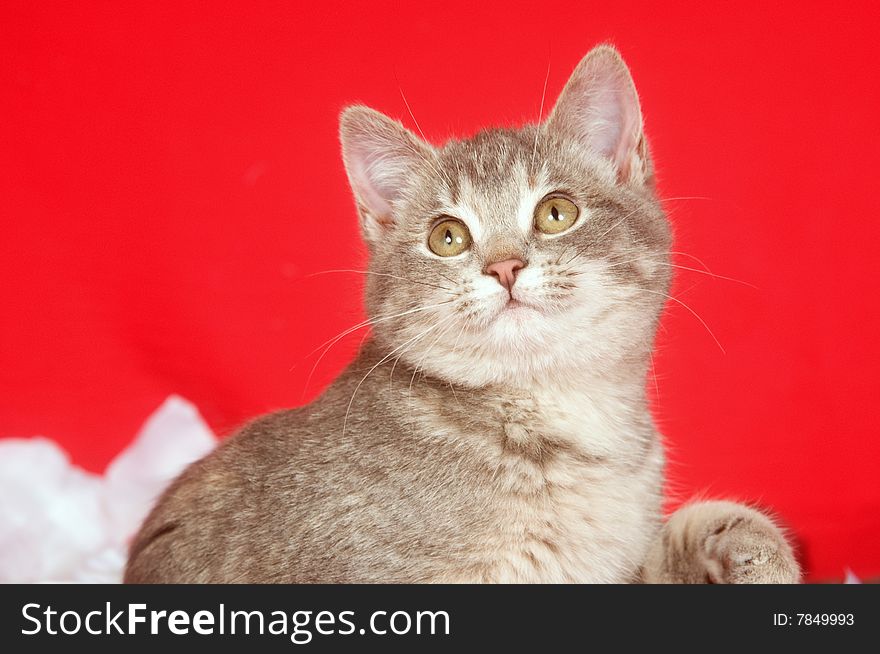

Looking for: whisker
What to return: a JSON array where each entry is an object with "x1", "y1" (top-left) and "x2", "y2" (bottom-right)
[
  {"x1": 387, "y1": 301, "x2": 469, "y2": 386},
  {"x1": 448, "y1": 380, "x2": 461, "y2": 405},
  {"x1": 306, "y1": 268, "x2": 453, "y2": 291},
  {"x1": 661, "y1": 196, "x2": 714, "y2": 203},
  {"x1": 301, "y1": 300, "x2": 454, "y2": 365},
  {"x1": 593, "y1": 205, "x2": 645, "y2": 242},
  {"x1": 450, "y1": 319, "x2": 469, "y2": 358},
  {"x1": 554, "y1": 246, "x2": 580, "y2": 268},
  {"x1": 296, "y1": 316, "x2": 371, "y2": 368},
  {"x1": 648, "y1": 351, "x2": 660, "y2": 401},
  {"x1": 393, "y1": 69, "x2": 456, "y2": 189},
  {"x1": 530, "y1": 43, "x2": 552, "y2": 171},
  {"x1": 601, "y1": 258, "x2": 757, "y2": 289},
  {"x1": 409, "y1": 317, "x2": 458, "y2": 391},
  {"x1": 394, "y1": 70, "x2": 429, "y2": 145},
  {"x1": 299, "y1": 320, "x2": 372, "y2": 401},
  {"x1": 299, "y1": 300, "x2": 454, "y2": 398},
  {"x1": 342, "y1": 314, "x2": 456, "y2": 438},
  {"x1": 669, "y1": 250, "x2": 714, "y2": 275},
  {"x1": 434, "y1": 270, "x2": 459, "y2": 286},
  {"x1": 664, "y1": 262, "x2": 757, "y2": 289},
  {"x1": 630, "y1": 286, "x2": 726, "y2": 354}
]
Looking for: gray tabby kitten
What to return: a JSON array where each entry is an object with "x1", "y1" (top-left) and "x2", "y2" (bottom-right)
[{"x1": 126, "y1": 45, "x2": 799, "y2": 583}]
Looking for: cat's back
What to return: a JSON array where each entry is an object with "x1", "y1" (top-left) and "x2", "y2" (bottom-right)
[
  {"x1": 124, "y1": 368, "x2": 473, "y2": 583},
  {"x1": 124, "y1": 406, "x2": 317, "y2": 583}
]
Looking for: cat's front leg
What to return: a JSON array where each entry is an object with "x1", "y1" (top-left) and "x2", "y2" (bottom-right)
[{"x1": 641, "y1": 500, "x2": 800, "y2": 584}]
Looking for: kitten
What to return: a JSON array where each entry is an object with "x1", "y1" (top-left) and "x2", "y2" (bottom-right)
[{"x1": 125, "y1": 45, "x2": 799, "y2": 583}]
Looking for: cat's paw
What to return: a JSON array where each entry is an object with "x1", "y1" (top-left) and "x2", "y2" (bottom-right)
[{"x1": 701, "y1": 511, "x2": 800, "y2": 584}]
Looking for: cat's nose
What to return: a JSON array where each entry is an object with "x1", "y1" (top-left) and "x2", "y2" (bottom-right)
[{"x1": 484, "y1": 258, "x2": 526, "y2": 292}]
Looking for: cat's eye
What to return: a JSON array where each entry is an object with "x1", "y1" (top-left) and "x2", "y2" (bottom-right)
[
  {"x1": 534, "y1": 196, "x2": 579, "y2": 235},
  {"x1": 428, "y1": 218, "x2": 472, "y2": 257}
]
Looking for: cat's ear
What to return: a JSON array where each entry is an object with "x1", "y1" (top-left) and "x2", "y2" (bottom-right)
[
  {"x1": 546, "y1": 45, "x2": 650, "y2": 184},
  {"x1": 340, "y1": 105, "x2": 432, "y2": 244}
]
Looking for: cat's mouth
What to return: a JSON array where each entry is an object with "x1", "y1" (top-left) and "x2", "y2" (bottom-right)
[{"x1": 496, "y1": 296, "x2": 541, "y2": 319}]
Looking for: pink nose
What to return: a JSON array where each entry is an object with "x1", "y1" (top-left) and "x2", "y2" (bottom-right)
[{"x1": 484, "y1": 258, "x2": 526, "y2": 291}]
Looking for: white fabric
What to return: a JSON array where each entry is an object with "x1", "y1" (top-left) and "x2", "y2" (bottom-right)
[{"x1": 0, "y1": 395, "x2": 216, "y2": 583}]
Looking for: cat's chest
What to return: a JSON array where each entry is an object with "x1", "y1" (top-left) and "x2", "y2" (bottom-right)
[
  {"x1": 462, "y1": 386, "x2": 660, "y2": 583},
  {"x1": 483, "y1": 384, "x2": 633, "y2": 456}
]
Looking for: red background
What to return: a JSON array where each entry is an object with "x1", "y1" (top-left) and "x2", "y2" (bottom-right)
[{"x1": 2, "y1": 2, "x2": 878, "y2": 581}]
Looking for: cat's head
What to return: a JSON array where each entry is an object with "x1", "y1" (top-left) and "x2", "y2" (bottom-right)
[{"x1": 340, "y1": 45, "x2": 671, "y2": 388}]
